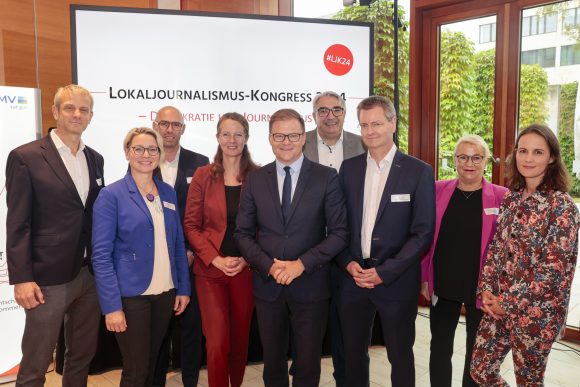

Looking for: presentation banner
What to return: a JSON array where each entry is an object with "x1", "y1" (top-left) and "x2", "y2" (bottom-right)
[
  {"x1": 0, "y1": 86, "x2": 41, "y2": 383},
  {"x1": 72, "y1": 6, "x2": 374, "y2": 183}
]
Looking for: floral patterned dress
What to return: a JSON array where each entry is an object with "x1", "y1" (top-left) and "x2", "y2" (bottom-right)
[{"x1": 470, "y1": 189, "x2": 579, "y2": 386}]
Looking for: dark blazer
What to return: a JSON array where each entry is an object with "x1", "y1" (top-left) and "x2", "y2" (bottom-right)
[
  {"x1": 6, "y1": 135, "x2": 104, "y2": 286},
  {"x1": 91, "y1": 174, "x2": 190, "y2": 314},
  {"x1": 303, "y1": 129, "x2": 366, "y2": 163},
  {"x1": 183, "y1": 164, "x2": 247, "y2": 279},
  {"x1": 154, "y1": 147, "x2": 209, "y2": 221},
  {"x1": 337, "y1": 150, "x2": 435, "y2": 300},
  {"x1": 235, "y1": 157, "x2": 349, "y2": 302}
]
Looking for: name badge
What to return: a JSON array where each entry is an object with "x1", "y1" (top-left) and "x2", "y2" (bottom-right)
[
  {"x1": 187, "y1": 177, "x2": 193, "y2": 184},
  {"x1": 96, "y1": 178, "x2": 103, "y2": 186},
  {"x1": 484, "y1": 207, "x2": 499, "y2": 215},
  {"x1": 163, "y1": 201, "x2": 176, "y2": 211},
  {"x1": 391, "y1": 194, "x2": 410, "y2": 202}
]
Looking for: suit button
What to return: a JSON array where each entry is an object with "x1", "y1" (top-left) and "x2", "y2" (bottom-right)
[
  {"x1": 285, "y1": 235, "x2": 289, "y2": 239},
  {"x1": 147, "y1": 244, "x2": 152, "y2": 247}
]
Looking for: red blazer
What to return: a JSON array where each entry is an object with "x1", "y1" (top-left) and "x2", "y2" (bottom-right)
[{"x1": 184, "y1": 164, "x2": 241, "y2": 279}]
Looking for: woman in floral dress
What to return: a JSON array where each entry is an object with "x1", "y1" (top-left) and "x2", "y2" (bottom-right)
[{"x1": 470, "y1": 124, "x2": 579, "y2": 386}]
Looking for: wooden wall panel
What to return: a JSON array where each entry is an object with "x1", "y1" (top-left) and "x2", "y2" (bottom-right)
[
  {"x1": 0, "y1": 0, "x2": 37, "y2": 88},
  {"x1": 34, "y1": 0, "x2": 153, "y2": 131}
]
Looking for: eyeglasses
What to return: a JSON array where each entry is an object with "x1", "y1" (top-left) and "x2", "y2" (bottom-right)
[
  {"x1": 359, "y1": 121, "x2": 386, "y2": 130},
  {"x1": 131, "y1": 145, "x2": 160, "y2": 156},
  {"x1": 316, "y1": 107, "x2": 344, "y2": 117},
  {"x1": 270, "y1": 133, "x2": 303, "y2": 142},
  {"x1": 155, "y1": 121, "x2": 184, "y2": 130},
  {"x1": 455, "y1": 154, "x2": 485, "y2": 164},
  {"x1": 219, "y1": 132, "x2": 245, "y2": 141}
]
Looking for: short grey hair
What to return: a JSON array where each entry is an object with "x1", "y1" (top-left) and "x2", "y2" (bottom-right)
[
  {"x1": 454, "y1": 134, "x2": 491, "y2": 161},
  {"x1": 312, "y1": 91, "x2": 346, "y2": 111},
  {"x1": 123, "y1": 127, "x2": 165, "y2": 162}
]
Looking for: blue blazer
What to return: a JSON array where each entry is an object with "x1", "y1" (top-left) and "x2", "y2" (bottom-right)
[
  {"x1": 337, "y1": 150, "x2": 436, "y2": 301},
  {"x1": 92, "y1": 173, "x2": 191, "y2": 314}
]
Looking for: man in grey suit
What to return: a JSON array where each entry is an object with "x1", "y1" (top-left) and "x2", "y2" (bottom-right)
[
  {"x1": 303, "y1": 90, "x2": 365, "y2": 172},
  {"x1": 303, "y1": 91, "x2": 365, "y2": 386}
]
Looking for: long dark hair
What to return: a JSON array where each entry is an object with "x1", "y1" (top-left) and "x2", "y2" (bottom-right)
[
  {"x1": 211, "y1": 112, "x2": 258, "y2": 182},
  {"x1": 507, "y1": 123, "x2": 570, "y2": 192}
]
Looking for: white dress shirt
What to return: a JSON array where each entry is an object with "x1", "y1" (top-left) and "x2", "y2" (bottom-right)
[
  {"x1": 275, "y1": 155, "x2": 304, "y2": 203},
  {"x1": 361, "y1": 145, "x2": 397, "y2": 259},
  {"x1": 50, "y1": 130, "x2": 90, "y2": 206},
  {"x1": 316, "y1": 130, "x2": 344, "y2": 172},
  {"x1": 160, "y1": 147, "x2": 180, "y2": 188}
]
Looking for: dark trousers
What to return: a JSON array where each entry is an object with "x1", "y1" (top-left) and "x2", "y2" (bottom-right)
[
  {"x1": 255, "y1": 290, "x2": 329, "y2": 387},
  {"x1": 196, "y1": 268, "x2": 254, "y2": 387},
  {"x1": 329, "y1": 263, "x2": 346, "y2": 387},
  {"x1": 115, "y1": 289, "x2": 175, "y2": 387},
  {"x1": 429, "y1": 298, "x2": 482, "y2": 387},
  {"x1": 16, "y1": 266, "x2": 100, "y2": 387},
  {"x1": 339, "y1": 284, "x2": 417, "y2": 387},
  {"x1": 153, "y1": 272, "x2": 202, "y2": 387}
]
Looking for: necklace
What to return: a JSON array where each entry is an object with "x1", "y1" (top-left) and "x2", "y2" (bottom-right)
[
  {"x1": 137, "y1": 183, "x2": 155, "y2": 202},
  {"x1": 459, "y1": 189, "x2": 476, "y2": 200}
]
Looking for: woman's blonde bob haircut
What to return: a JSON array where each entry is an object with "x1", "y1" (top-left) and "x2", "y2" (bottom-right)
[{"x1": 123, "y1": 127, "x2": 165, "y2": 162}]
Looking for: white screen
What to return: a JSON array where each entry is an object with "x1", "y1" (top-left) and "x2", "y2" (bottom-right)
[{"x1": 72, "y1": 6, "x2": 373, "y2": 182}]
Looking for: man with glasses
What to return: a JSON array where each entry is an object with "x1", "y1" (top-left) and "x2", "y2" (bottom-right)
[
  {"x1": 235, "y1": 108, "x2": 348, "y2": 387},
  {"x1": 337, "y1": 96, "x2": 435, "y2": 387},
  {"x1": 6, "y1": 84, "x2": 105, "y2": 386},
  {"x1": 303, "y1": 90, "x2": 366, "y2": 386},
  {"x1": 152, "y1": 106, "x2": 208, "y2": 387},
  {"x1": 304, "y1": 91, "x2": 365, "y2": 172}
]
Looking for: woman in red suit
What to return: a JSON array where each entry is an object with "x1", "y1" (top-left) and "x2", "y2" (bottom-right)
[{"x1": 183, "y1": 112, "x2": 258, "y2": 387}]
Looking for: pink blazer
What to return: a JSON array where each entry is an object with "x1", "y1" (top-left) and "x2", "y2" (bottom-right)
[{"x1": 420, "y1": 178, "x2": 507, "y2": 308}]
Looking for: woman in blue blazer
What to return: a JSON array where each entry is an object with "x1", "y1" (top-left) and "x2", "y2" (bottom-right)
[{"x1": 92, "y1": 127, "x2": 190, "y2": 387}]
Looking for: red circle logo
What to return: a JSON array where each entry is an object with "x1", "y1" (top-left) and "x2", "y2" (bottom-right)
[{"x1": 324, "y1": 44, "x2": 354, "y2": 76}]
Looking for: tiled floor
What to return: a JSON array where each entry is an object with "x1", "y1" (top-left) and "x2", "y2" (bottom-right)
[{"x1": 3, "y1": 307, "x2": 579, "y2": 386}]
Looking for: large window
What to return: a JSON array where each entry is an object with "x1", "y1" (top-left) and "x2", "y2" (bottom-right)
[
  {"x1": 522, "y1": 12, "x2": 557, "y2": 36},
  {"x1": 521, "y1": 47, "x2": 556, "y2": 67},
  {"x1": 479, "y1": 22, "x2": 496, "y2": 43},
  {"x1": 564, "y1": 7, "x2": 580, "y2": 28},
  {"x1": 561, "y1": 44, "x2": 580, "y2": 66}
]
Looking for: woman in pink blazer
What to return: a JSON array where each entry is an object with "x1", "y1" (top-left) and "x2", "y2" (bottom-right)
[
  {"x1": 183, "y1": 113, "x2": 258, "y2": 387},
  {"x1": 421, "y1": 134, "x2": 507, "y2": 387}
]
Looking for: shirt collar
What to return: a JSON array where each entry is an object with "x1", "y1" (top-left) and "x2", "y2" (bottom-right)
[
  {"x1": 367, "y1": 144, "x2": 397, "y2": 169},
  {"x1": 276, "y1": 154, "x2": 304, "y2": 175},
  {"x1": 316, "y1": 129, "x2": 344, "y2": 146},
  {"x1": 50, "y1": 129, "x2": 86, "y2": 154},
  {"x1": 163, "y1": 147, "x2": 181, "y2": 166}
]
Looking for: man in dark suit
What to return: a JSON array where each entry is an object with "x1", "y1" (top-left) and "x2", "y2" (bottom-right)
[
  {"x1": 235, "y1": 109, "x2": 348, "y2": 387},
  {"x1": 303, "y1": 90, "x2": 366, "y2": 386},
  {"x1": 152, "y1": 106, "x2": 209, "y2": 387},
  {"x1": 6, "y1": 84, "x2": 105, "y2": 386},
  {"x1": 337, "y1": 96, "x2": 435, "y2": 387},
  {"x1": 303, "y1": 90, "x2": 365, "y2": 171}
]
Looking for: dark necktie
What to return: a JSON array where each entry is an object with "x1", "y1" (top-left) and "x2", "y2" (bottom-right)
[{"x1": 282, "y1": 166, "x2": 292, "y2": 223}]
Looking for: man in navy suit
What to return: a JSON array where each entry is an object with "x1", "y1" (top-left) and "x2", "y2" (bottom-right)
[
  {"x1": 6, "y1": 84, "x2": 104, "y2": 386},
  {"x1": 152, "y1": 106, "x2": 209, "y2": 387},
  {"x1": 235, "y1": 109, "x2": 348, "y2": 387},
  {"x1": 337, "y1": 96, "x2": 435, "y2": 387}
]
